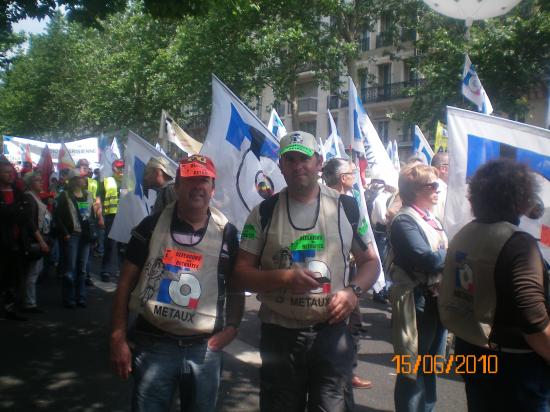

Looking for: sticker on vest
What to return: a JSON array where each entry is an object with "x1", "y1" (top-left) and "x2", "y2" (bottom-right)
[
  {"x1": 241, "y1": 224, "x2": 256, "y2": 240},
  {"x1": 290, "y1": 234, "x2": 325, "y2": 262},
  {"x1": 157, "y1": 272, "x2": 202, "y2": 310},
  {"x1": 358, "y1": 218, "x2": 368, "y2": 236},
  {"x1": 454, "y1": 251, "x2": 474, "y2": 300},
  {"x1": 163, "y1": 249, "x2": 203, "y2": 271}
]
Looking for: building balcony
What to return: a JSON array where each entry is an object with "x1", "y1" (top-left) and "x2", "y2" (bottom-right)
[
  {"x1": 361, "y1": 79, "x2": 425, "y2": 103},
  {"x1": 327, "y1": 95, "x2": 339, "y2": 110},
  {"x1": 375, "y1": 32, "x2": 394, "y2": 48},
  {"x1": 297, "y1": 97, "x2": 318, "y2": 113}
]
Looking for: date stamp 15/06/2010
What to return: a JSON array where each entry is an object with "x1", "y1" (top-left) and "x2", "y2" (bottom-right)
[{"x1": 392, "y1": 354, "x2": 498, "y2": 375}]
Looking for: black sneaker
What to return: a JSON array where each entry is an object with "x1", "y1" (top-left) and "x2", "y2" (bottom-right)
[
  {"x1": 85, "y1": 277, "x2": 94, "y2": 287},
  {"x1": 101, "y1": 274, "x2": 110, "y2": 282}
]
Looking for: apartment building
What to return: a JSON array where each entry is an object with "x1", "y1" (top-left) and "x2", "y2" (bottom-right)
[
  {"x1": 260, "y1": 19, "x2": 549, "y2": 157},
  {"x1": 260, "y1": 19, "x2": 419, "y2": 155}
]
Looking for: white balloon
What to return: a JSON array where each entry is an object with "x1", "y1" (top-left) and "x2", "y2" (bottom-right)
[{"x1": 423, "y1": 0, "x2": 522, "y2": 22}]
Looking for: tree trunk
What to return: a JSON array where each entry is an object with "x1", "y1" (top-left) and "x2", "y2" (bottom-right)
[{"x1": 289, "y1": 81, "x2": 300, "y2": 131}]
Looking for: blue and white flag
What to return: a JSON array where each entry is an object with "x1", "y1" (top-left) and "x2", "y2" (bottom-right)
[
  {"x1": 111, "y1": 137, "x2": 122, "y2": 160},
  {"x1": 446, "y1": 106, "x2": 550, "y2": 260},
  {"x1": 267, "y1": 108, "x2": 287, "y2": 139},
  {"x1": 109, "y1": 131, "x2": 177, "y2": 243},
  {"x1": 322, "y1": 110, "x2": 348, "y2": 161},
  {"x1": 200, "y1": 75, "x2": 286, "y2": 230},
  {"x1": 392, "y1": 140, "x2": 401, "y2": 171},
  {"x1": 348, "y1": 77, "x2": 398, "y2": 187},
  {"x1": 155, "y1": 143, "x2": 167, "y2": 156},
  {"x1": 462, "y1": 54, "x2": 493, "y2": 115},
  {"x1": 413, "y1": 125, "x2": 435, "y2": 164}
]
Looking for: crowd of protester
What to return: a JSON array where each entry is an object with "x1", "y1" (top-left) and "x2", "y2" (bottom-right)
[
  {"x1": 0, "y1": 155, "x2": 123, "y2": 319},
  {"x1": 2, "y1": 131, "x2": 549, "y2": 412}
]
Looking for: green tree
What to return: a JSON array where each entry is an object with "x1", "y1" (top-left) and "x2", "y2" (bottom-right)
[{"x1": 409, "y1": 0, "x2": 550, "y2": 126}]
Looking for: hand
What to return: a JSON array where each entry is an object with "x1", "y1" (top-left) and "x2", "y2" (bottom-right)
[
  {"x1": 110, "y1": 336, "x2": 133, "y2": 379},
  {"x1": 64, "y1": 235, "x2": 70, "y2": 242},
  {"x1": 284, "y1": 266, "x2": 320, "y2": 294},
  {"x1": 327, "y1": 288, "x2": 358, "y2": 324},
  {"x1": 207, "y1": 326, "x2": 238, "y2": 351}
]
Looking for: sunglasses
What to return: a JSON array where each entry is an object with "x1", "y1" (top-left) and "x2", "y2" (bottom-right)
[{"x1": 423, "y1": 182, "x2": 439, "y2": 190}]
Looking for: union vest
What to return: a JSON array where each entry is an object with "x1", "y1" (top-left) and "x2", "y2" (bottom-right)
[
  {"x1": 103, "y1": 177, "x2": 118, "y2": 215},
  {"x1": 439, "y1": 221, "x2": 520, "y2": 347},
  {"x1": 129, "y1": 204, "x2": 228, "y2": 336},
  {"x1": 258, "y1": 185, "x2": 353, "y2": 327}
]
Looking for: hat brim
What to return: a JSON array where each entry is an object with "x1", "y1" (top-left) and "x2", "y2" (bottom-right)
[{"x1": 279, "y1": 144, "x2": 314, "y2": 157}]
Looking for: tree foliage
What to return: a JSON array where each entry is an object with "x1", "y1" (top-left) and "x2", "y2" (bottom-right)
[
  {"x1": 0, "y1": 0, "x2": 548, "y2": 142},
  {"x1": 409, "y1": 0, "x2": 550, "y2": 127}
]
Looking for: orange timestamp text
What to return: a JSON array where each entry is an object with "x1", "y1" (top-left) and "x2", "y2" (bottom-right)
[{"x1": 392, "y1": 354, "x2": 498, "y2": 375}]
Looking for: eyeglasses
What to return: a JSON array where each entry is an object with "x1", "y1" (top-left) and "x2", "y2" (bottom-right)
[
  {"x1": 340, "y1": 172, "x2": 354, "y2": 177},
  {"x1": 423, "y1": 182, "x2": 439, "y2": 191}
]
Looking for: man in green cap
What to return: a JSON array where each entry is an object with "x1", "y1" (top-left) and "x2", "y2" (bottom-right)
[{"x1": 235, "y1": 131, "x2": 380, "y2": 411}]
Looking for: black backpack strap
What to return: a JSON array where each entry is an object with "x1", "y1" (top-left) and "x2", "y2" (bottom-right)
[
  {"x1": 340, "y1": 194, "x2": 368, "y2": 250},
  {"x1": 259, "y1": 192, "x2": 280, "y2": 232}
]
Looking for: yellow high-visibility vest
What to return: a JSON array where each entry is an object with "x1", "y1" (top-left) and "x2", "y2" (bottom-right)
[
  {"x1": 87, "y1": 177, "x2": 98, "y2": 200},
  {"x1": 103, "y1": 177, "x2": 118, "y2": 215}
]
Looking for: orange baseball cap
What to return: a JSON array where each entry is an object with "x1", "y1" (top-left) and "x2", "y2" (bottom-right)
[{"x1": 179, "y1": 155, "x2": 216, "y2": 179}]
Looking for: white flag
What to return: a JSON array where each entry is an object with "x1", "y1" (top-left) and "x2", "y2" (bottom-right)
[
  {"x1": 351, "y1": 161, "x2": 386, "y2": 292},
  {"x1": 109, "y1": 131, "x2": 178, "y2": 243},
  {"x1": 445, "y1": 106, "x2": 550, "y2": 261},
  {"x1": 392, "y1": 140, "x2": 401, "y2": 172},
  {"x1": 412, "y1": 125, "x2": 435, "y2": 165},
  {"x1": 99, "y1": 145, "x2": 117, "y2": 180},
  {"x1": 111, "y1": 137, "x2": 122, "y2": 160},
  {"x1": 267, "y1": 108, "x2": 287, "y2": 139},
  {"x1": 348, "y1": 77, "x2": 398, "y2": 187},
  {"x1": 155, "y1": 143, "x2": 167, "y2": 156},
  {"x1": 462, "y1": 55, "x2": 493, "y2": 115},
  {"x1": 323, "y1": 110, "x2": 346, "y2": 161},
  {"x1": 200, "y1": 75, "x2": 286, "y2": 230},
  {"x1": 159, "y1": 110, "x2": 202, "y2": 155}
]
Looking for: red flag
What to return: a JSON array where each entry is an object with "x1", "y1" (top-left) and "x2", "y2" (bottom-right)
[
  {"x1": 24, "y1": 144, "x2": 33, "y2": 165},
  {"x1": 37, "y1": 145, "x2": 53, "y2": 193}
]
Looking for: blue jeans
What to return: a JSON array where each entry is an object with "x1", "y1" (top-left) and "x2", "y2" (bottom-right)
[
  {"x1": 61, "y1": 234, "x2": 91, "y2": 306},
  {"x1": 131, "y1": 333, "x2": 222, "y2": 412},
  {"x1": 455, "y1": 337, "x2": 550, "y2": 412},
  {"x1": 394, "y1": 288, "x2": 447, "y2": 412}
]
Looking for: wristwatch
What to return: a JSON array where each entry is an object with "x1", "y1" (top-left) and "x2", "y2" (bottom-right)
[{"x1": 347, "y1": 283, "x2": 363, "y2": 298}]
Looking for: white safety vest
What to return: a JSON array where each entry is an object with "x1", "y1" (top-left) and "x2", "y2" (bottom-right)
[
  {"x1": 439, "y1": 221, "x2": 520, "y2": 347},
  {"x1": 129, "y1": 204, "x2": 228, "y2": 336},
  {"x1": 258, "y1": 185, "x2": 352, "y2": 327}
]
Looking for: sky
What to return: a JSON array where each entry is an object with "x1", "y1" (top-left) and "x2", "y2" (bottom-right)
[{"x1": 12, "y1": 17, "x2": 49, "y2": 35}]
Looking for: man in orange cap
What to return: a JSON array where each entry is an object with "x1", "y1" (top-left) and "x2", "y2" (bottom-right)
[{"x1": 110, "y1": 155, "x2": 244, "y2": 412}]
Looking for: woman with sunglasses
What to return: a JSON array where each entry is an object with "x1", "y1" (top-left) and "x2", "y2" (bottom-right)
[{"x1": 389, "y1": 163, "x2": 448, "y2": 412}]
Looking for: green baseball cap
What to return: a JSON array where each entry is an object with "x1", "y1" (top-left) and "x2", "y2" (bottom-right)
[{"x1": 279, "y1": 131, "x2": 320, "y2": 157}]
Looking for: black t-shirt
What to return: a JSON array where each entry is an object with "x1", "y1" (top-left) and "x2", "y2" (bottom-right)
[{"x1": 126, "y1": 207, "x2": 239, "y2": 275}]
